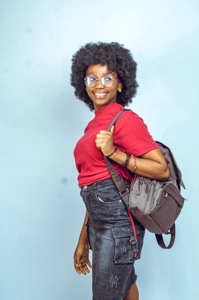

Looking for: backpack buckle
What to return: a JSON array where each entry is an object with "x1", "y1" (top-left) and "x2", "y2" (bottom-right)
[{"x1": 119, "y1": 188, "x2": 129, "y2": 197}]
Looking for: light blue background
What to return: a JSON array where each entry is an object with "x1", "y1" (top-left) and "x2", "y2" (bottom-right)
[{"x1": 1, "y1": 0, "x2": 198, "y2": 299}]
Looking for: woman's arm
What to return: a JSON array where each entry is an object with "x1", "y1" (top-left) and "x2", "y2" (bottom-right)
[
  {"x1": 77, "y1": 210, "x2": 89, "y2": 244},
  {"x1": 95, "y1": 127, "x2": 170, "y2": 181},
  {"x1": 74, "y1": 210, "x2": 92, "y2": 275},
  {"x1": 108, "y1": 147, "x2": 170, "y2": 180}
]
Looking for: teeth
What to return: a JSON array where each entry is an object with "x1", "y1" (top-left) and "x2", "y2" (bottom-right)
[{"x1": 95, "y1": 93, "x2": 106, "y2": 97}]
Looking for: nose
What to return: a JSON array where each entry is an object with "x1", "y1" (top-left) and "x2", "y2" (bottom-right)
[{"x1": 95, "y1": 78, "x2": 104, "y2": 88}]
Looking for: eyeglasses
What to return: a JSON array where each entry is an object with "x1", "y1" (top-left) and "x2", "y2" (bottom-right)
[{"x1": 84, "y1": 75, "x2": 117, "y2": 88}]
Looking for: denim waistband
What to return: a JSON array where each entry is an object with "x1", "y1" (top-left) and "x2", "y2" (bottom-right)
[{"x1": 81, "y1": 177, "x2": 130, "y2": 191}]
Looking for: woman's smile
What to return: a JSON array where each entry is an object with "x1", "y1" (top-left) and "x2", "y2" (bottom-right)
[
  {"x1": 93, "y1": 91, "x2": 108, "y2": 99},
  {"x1": 85, "y1": 64, "x2": 122, "y2": 111}
]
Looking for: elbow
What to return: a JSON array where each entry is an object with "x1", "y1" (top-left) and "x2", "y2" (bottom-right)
[{"x1": 160, "y1": 166, "x2": 170, "y2": 181}]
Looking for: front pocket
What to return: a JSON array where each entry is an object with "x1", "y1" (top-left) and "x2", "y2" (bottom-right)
[
  {"x1": 95, "y1": 189, "x2": 122, "y2": 203},
  {"x1": 111, "y1": 226, "x2": 136, "y2": 264}
]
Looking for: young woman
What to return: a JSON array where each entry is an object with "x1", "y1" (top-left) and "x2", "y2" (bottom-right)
[{"x1": 71, "y1": 42, "x2": 170, "y2": 300}]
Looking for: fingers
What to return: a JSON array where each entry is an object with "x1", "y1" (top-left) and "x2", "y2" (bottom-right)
[
  {"x1": 87, "y1": 259, "x2": 92, "y2": 268},
  {"x1": 98, "y1": 126, "x2": 114, "y2": 136},
  {"x1": 74, "y1": 258, "x2": 92, "y2": 275},
  {"x1": 95, "y1": 128, "x2": 114, "y2": 153},
  {"x1": 97, "y1": 125, "x2": 114, "y2": 134},
  {"x1": 96, "y1": 131, "x2": 112, "y2": 139},
  {"x1": 74, "y1": 251, "x2": 92, "y2": 275}
]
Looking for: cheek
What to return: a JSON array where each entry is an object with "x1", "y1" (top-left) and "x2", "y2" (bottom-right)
[
  {"x1": 86, "y1": 89, "x2": 93, "y2": 99},
  {"x1": 85, "y1": 88, "x2": 90, "y2": 95},
  {"x1": 111, "y1": 87, "x2": 119, "y2": 95}
]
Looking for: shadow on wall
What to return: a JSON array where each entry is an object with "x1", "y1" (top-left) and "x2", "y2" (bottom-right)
[
  {"x1": 161, "y1": 116, "x2": 198, "y2": 300},
  {"x1": 136, "y1": 116, "x2": 198, "y2": 300}
]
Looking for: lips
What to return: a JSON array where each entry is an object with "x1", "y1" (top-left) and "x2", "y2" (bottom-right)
[{"x1": 94, "y1": 92, "x2": 108, "y2": 98}]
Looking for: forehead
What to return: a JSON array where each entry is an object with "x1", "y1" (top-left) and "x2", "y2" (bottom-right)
[{"x1": 86, "y1": 64, "x2": 117, "y2": 76}]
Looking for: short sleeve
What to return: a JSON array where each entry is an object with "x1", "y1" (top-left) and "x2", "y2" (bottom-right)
[{"x1": 113, "y1": 110, "x2": 158, "y2": 156}]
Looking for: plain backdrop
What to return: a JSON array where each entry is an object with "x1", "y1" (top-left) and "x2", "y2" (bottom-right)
[{"x1": 0, "y1": 0, "x2": 199, "y2": 299}]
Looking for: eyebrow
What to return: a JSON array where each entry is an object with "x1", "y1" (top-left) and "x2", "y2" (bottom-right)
[{"x1": 86, "y1": 71, "x2": 114, "y2": 77}]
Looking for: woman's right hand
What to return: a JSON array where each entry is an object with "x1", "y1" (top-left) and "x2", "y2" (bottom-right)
[{"x1": 74, "y1": 242, "x2": 92, "y2": 275}]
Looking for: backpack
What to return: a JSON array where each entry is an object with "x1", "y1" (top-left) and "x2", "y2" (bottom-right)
[{"x1": 105, "y1": 109, "x2": 186, "y2": 249}]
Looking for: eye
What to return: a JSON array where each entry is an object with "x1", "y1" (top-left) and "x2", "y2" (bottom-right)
[
  {"x1": 89, "y1": 76, "x2": 97, "y2": 82},
  {"x1": 84, "y1": 76, "x2": 97, "y2": 86},
  {"x1": 104, "y1": 76, "x2": 114, "y2": 82}
]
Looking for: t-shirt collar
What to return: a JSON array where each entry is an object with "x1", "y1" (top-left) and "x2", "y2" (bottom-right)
[{"x1": 94, "y1": 103, "x2": 123, "y2": 117}]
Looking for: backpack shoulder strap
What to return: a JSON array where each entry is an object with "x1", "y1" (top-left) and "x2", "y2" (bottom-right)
[
  {"x1": 105, "y1": 108, "x2": 131, "y2": 194},
  {"x1": 107, "y1": 109, "x2": 130, "y2": 131}
]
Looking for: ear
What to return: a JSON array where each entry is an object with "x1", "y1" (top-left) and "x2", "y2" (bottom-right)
[
  {"x1": 117, "y1": 81, "x2": 123, "y2": 93},
  {"x1": 118, "y1": 81, "x2": 123, "y2": 90}
]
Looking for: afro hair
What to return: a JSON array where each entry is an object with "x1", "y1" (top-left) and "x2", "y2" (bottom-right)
[{"x1": 70, "y1": 42, "x2": 138, "y2": 111}]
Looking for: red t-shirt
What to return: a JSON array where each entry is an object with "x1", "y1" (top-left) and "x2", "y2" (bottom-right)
[{"x1": 74, "y1": 103, "x2": 158, "y2": 187}]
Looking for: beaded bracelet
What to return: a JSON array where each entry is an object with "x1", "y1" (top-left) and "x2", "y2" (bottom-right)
[
  {"x1": 122, "y1": 153, "x2": 131, "y2": 168},
  {"x1": 106, "y1": 148, "x2": 117, "y2": 158}
]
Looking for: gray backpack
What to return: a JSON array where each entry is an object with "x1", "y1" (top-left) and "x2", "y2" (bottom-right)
[{"x1": 105, "y1": 109, "x2": 186, "y2": 249}]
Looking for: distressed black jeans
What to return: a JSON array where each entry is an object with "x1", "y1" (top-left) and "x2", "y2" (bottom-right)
[{"x1": 80, "y1": 178, "x2": 145, "y2": 300}]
